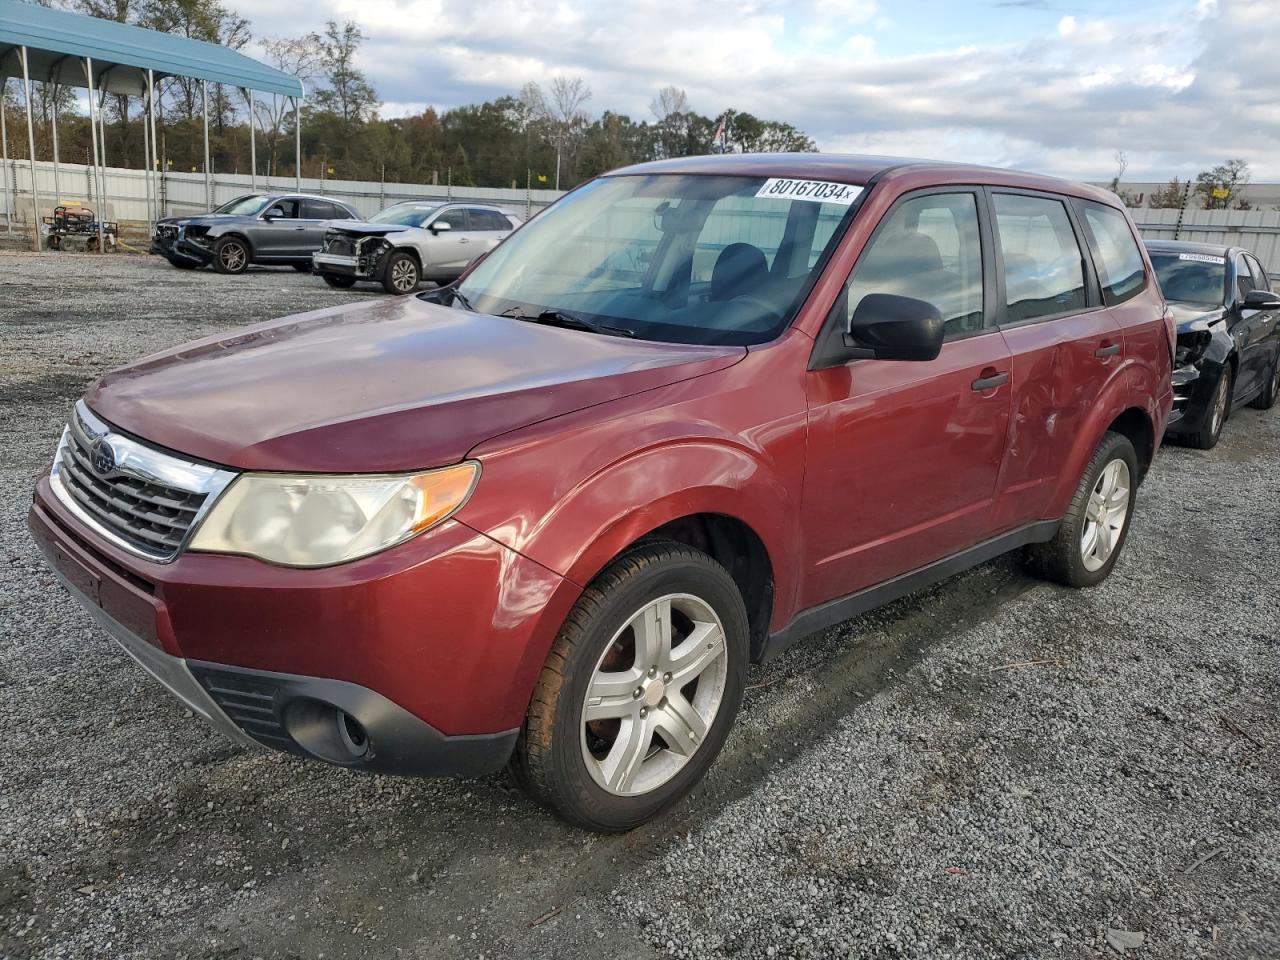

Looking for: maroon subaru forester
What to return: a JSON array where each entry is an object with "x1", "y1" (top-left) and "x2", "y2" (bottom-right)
[{"x1": 31, "y1": 155, "x2": 1174, "y2": 831}]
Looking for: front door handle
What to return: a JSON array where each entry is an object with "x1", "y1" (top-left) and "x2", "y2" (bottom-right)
[
  {"x1": 971, "y1": 369, "x2": 1010, "y2": 391},
  {"x1": 1095, "y1": 342, "x2": 1121, "y2": 358}
]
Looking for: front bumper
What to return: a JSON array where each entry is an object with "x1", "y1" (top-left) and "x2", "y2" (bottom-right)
[
  {"x1": 313, "y1": 251, "x2": 374, "y2": 279},
  {"x1": 1166, "y1": 360, "x2": 1221, "y2": 434},
  {"x1": 29, "y1": 479, "x2": 574, "y2": 777}
]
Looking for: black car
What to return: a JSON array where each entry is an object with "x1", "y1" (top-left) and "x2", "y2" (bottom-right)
[
  {"x1": 151, "y1": 194, "x2": 361, "y2": 275},
  {"x1": 1146, "y1": 240, "x2": 1280, "y2": 449}
]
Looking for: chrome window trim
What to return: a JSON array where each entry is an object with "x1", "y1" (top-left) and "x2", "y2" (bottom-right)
[{"x1": 49, "y1": 400, "x2": 238, "y2": 564}]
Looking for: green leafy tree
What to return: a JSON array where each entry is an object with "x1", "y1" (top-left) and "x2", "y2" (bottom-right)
[
  {"x1": 313, "y1": 21, "x2": 379, "y2": 123},
  {"x1": 1195, "y1": 159, "x2": 1250, "y2": 210}
]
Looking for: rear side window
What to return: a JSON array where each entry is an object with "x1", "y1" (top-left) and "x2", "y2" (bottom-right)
[
  {"x1": 469, "y1": 209, "x2": 510, "y2": 231},
  {"x1": 305, "y1": 200, "x2": 347, "y2": 219},
  {"x1": 1082, "y1": 202, "x2": 1145, "y2": 304},
  {"x1": 843, "y1": 191, "x2": 985, "y2": 340},
  {"x1": 993, "y1": 193, "x2": 1087, "y2": 323}
]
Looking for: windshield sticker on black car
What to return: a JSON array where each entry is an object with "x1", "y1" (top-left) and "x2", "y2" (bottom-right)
[
  {"x1": 1178, "y1": 253, "x2": 1226, "y2": 265},
  {"x1": 755, "y1": 178, "x2": 863, "y2": 205}
]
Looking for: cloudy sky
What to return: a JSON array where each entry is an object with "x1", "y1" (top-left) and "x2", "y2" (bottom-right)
[{"x1": 228, "y1": 0, "x2": 1280, "y2": 181}]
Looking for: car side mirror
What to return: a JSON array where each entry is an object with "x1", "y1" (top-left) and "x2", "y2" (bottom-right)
[
  {"x1": 1241, "y1": 288, "x2": 1280, "y2": 310},
  {"x1": 429, "y1": 220, "x2": 452, "y2": 234},
  {"x1": 263, "y1": 206, "x2": 285, "y2": 221},
  {"x1": 845, "y1": 293, "x2": 945, "y2": 361}
]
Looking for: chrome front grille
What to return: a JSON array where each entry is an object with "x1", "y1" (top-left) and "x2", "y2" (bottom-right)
[{"x1": 50, "y1": 401, "x2": 237, "y2": 562}]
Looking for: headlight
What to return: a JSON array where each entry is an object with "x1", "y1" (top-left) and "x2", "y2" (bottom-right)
[
  {"x1": 1174, "y1": 330, "x2": 1212, "y2": 366},
  {"x1": 189, "y1": 462, "x2": 479, "y2": 567}
]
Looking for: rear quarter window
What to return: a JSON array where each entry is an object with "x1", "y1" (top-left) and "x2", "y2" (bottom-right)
[{"x1": 1081, "y1": 202, "x2": 1146, "y2": 304}]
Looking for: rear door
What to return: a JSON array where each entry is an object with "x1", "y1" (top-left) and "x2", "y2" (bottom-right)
[
  {"x1": 800, "y1": 188, "x2": 1013, "y2": 608},
  {"x1": 296, "y1": 199, "x2": 343, "y2": 256},
  {"x1": 986, "y1": 190, "x2": 1124, "y2": 531},
  {"x1": 466, "y1": 208, "x2": 514, "y2": 260}
]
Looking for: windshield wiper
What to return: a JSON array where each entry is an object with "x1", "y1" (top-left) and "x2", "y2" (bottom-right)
[
  {"x1": 501, "y1": 307, "x2": 635, "y2": 338},
  {"x1": 446, "y1": 286, "x2": 475, "y2": 311}
]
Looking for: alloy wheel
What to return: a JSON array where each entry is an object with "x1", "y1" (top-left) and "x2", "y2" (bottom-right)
[
  {"x1": 1080, "y1": 459, "x2": 1131, "y2": 572},
  {"x1": 580, "y1": 593, "x2": 728, "y2": 797},
  {"x1": 1210, "y1": 373, "x2": 1229, "y2": 438},
  {"x1": 390, "y1": 257, "x2": 417, "y2": 292},
  {"x1": 220, "y1": 242, "x2": 246, "y2": 272}
]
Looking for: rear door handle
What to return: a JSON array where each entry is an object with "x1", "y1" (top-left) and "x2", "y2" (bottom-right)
[
  {"x1": 1095, "y1": 342, "x2": 1121, "y2": 358},
  {"x1": 971, "y1": 369, "x2": 1010, "y2": 391}
]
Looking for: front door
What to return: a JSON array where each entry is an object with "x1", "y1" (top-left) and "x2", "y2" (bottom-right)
[
  {"x1": 422, "y1": 208, "x2": 473, "y2": 278},
  {"x1": 801, "y1": 189, "x2": 1012, "y2": 609}
]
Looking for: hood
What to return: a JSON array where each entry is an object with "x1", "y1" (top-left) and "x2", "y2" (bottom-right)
[
  {"x1": 84, "y1": 298, "x2": 744, "y2": 473},
  {"x1": 324, "y1": 220, "x2": 410, "y2": 237},
  {"x1": 160, "y1": 214, "x2": 245, "y2": 229},
  {"x1": 1167, "y1": 301, "x2": 1227, "y2": 334}
]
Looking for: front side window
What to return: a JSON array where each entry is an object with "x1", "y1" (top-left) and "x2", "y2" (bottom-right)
[
  {"x1": 1082, "y1": 202, "x2": 1145, "y2": 303},
  {"x1": 841, "y1": 192, "x2": 985, "y2": 340},
  {"x1": 1235, "y1": 255, "x2": 1257, "y2": 302},
  {"x1": 1246, "y1": 254, "x2": 1270, "y2": 291},
  {"x1": 435, "y1": 209, "x2": 468, "y2": 230},
  {"x1": 454, "y1": 174, "x2": 860, "y2": 345},
  {"x1": 993, "y1": 193, "x2": 1087, "y2": 322},
  {"x1": 265, "y1": 198, "x2": 301, "y2": 219},
  {"x1": 1149, "y1": 251, "x2": 1226, "y2": 308}
]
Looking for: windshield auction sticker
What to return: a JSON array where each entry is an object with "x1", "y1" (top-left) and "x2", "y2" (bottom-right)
[
  {"x1": 1178, "y1": 253, "x2": 1226, "y2": 264},
  {"x1": 755, "y1": 178, "x2": 863, "y2": 205}
]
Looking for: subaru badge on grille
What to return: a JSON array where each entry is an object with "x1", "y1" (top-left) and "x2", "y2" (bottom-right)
[{"x1": 90, "y1": 438, "x2": 116, "y2": 475}]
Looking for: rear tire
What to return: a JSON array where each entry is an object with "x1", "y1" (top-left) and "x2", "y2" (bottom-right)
[
  {"x1": 212, "y1": 236, "x2": 250, "y2": 275},
  {"x1": 1249, "y1": 353, "x2": 1279, "y2": 410},
  {"x1": 1190, "y1": 367, "x2": 1232, "y2": 449},
  {"x1": 1026, "y1": 431, "x2": 1138, "y2": 588},
  {"x1": 322, "y1": 273, "x2": 357, "y2": 289},
  {"x1": 381, "y1": 250, "x2": 421, "y2": 295},
  {"x1": 512, "y1": 542, "x2": 748, "y2": 832}
]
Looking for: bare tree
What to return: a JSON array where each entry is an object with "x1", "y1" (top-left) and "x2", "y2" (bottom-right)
[
  {"x1": 254, "y1": 35, "x2": 322, "y2": 176},
  {"x1": 545, "y1": 76, "x2": 591, "y2": 189},
  {"x1": 649, "y1": 85, "x2": 689, "y2": 122}
]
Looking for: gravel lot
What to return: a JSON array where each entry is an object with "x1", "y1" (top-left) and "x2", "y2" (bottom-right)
[{"x1": 1, "y1": 251, "x2": 1277, "y2": 960}]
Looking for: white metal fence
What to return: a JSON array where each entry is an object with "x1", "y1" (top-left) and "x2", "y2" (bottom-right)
[
  {"x1": 0, "y1": 158, "x2": 566, "y2": 227},
  {"x1": 4, "y1": 159, "x2": 1280, "y2": 274},
  {"x1": 1130, "y1": 208, "x2": 1280, "y2": 276}
]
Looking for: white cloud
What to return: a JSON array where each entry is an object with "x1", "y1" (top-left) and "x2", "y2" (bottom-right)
[{"x1": 232, "y1": 0, "x2": 1280, "y2": 179}]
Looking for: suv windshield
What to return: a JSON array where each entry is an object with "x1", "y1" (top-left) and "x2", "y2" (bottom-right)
[
  {"x1": 1150, "y1": 252, "x2": 1227, "y2": 309},
  {"x1": 454, "y1": 174, "x2": 861, "y2": 345},
  {"x1": 371, "y1": 204, "x2": 440, "y2": 227},
  {"x1": 214, "y1": 195, "x2": 274, "y2": 217}
]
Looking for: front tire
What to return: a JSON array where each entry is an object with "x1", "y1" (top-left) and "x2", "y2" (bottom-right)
[
  {"x1": 212, "y1": 236, "x2": 250, "y2": 275},
  {"x1": 166, "y1": 254, "x2": 198, "y2": 270},
  {"x1": 322, "y1": 273, "x2": 357, "y2": 289},
  {"x1": 512, "y1": 542, "x2": 748, "y2": 832},
  {"x1": 381, "y1": 249, "x2": 421, "y2": 295},
  {"x1": 290, "y1": 262, "x2": 311, "y2": 273},
  {"x1": 1026, "y1": 431, "x2": 1138, "y2": 588},
  {"x1": 1190, "y1": 367, "x2": 1232, "y2": 449}
]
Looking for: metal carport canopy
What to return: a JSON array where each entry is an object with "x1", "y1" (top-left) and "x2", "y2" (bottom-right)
[{"x1": 0, "y1": 0, "x2": 303, "y2": 97}]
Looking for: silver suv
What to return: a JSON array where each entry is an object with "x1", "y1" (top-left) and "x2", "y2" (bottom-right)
[
  {"x1": 152, "y1": 194, "x2": 361, "y2": 274},
  {"x1": 312, "y1": 201, "x2": 522, "y2": 294}
]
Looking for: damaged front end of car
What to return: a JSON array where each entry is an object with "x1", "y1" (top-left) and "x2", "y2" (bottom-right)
[{"x1": 312, "y1": 229, "x2": 394, "y2": 280}]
